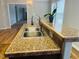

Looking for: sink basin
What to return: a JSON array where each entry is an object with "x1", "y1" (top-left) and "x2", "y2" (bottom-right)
[
  {"x1": 23, "y1": 27, "x2": 44, "y2": 37},
  {"x1": 25, "y1": 27, "x2": 40, "y2": 31},
  {"x1": 24, "y1": 31, "x2": 43, "y2": 37},
  {"x1": 25, "y1": 28, "x2": 28, "y2": 31}
]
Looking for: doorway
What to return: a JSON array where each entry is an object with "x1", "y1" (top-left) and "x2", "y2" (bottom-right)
[{"x1": 8, "y1": 4, "x2": 27, "y2": 27}]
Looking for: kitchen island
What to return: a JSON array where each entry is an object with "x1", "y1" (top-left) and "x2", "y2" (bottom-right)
[
  {"x1": 5, "y1": 24, "x2": 60, "y2": 59},
  {"x1": 5, "y1": 18, "x2": 79, "y2": 59}
]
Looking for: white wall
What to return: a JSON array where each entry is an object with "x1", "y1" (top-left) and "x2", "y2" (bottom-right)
[
  {"x1": 33, "y1": 0, "x2": 51, "y2": 26},
  {"x1": 0, "y1": 0, "x2": 51, "y2": 29},
  {"x1": 0, "y1": 0, "x2": 27, "y2": 29},
  {"x1": 25, "y1": 0, "x2": 51, "y2": 25},
  {"x1": 63, "y1": 0, "x2": 79, "y2": 51},
  {"x1": 63, "y1": 0, "x2": 79, "y2": 29},
  {"x1": 33, "y1": 1, "x2": 50, "y2": 17},
  {"x1": 0, "y1": 0, "x2": 11, "y2": 29},
  {"x1": 6, "y1": 0, "x2": 26, "y2": 4},
  {"x1": 6, "y1": 0, "x2": 51, "y2": 25},
  {"x1": 0, "y1": 1, "x2": 4, "y2": 29}
]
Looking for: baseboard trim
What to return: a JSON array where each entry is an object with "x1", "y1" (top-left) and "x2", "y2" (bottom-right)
[{"x1": 0, "y1": 27, "x2": 11, "y2": 30}]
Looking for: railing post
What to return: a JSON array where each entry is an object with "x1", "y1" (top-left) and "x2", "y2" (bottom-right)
[{"x1": 62, "y1": 42, "x2": 72, "y2": 59}]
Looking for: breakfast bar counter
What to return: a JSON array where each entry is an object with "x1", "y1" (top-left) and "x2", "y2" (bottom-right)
[
  {"x1": 40, "y1": 19, "x2": 79, "y2": 42},
  {"x1": 5, "y1": 24, "x2": 60, "y2": 58},
  {"x1": 39, "y1": 18, "x2": 79, "y2": 59},
  {"x1": 5, "y1": 18, "x2": 79, "y2": 59}
]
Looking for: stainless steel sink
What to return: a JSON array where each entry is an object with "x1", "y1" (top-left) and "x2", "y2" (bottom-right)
[
  {"x1": 24, "y1": 31, "x2": 43, "y2": 37},
  {"x1": 25, "y1": 27, "x2": 40, "y2": 31},
  {"x1": 23, "y1": 27, "x2": 44, "y2": 37}
]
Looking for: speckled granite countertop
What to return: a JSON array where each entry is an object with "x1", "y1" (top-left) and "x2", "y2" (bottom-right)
[
  {"x1": 5, "y1": 24, "x2": 60, "y2": 57},
  {"x1": 40, "y1": 18, "x2": 79, "y2": 42}
]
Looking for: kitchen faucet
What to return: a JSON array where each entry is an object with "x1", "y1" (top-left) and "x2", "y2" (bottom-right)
[{"x1": 31, "y1": 16, "x2": 34, "y2": 25}]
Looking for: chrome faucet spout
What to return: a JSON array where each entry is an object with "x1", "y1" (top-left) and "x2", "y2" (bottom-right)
[{"x1": 31, "y1": 16, "x2": 33, "y2": 25}]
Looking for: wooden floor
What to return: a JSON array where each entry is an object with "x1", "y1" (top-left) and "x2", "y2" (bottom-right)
[
  {"x1": 0, "y1": 22, "x2": 79, "y2": 59},
  {"x1": 71, "y1": 48, "x2": 79, "y2": 59},
  {"x1": 0, "y1": 22, "x2": 23, "y2": 59}
]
